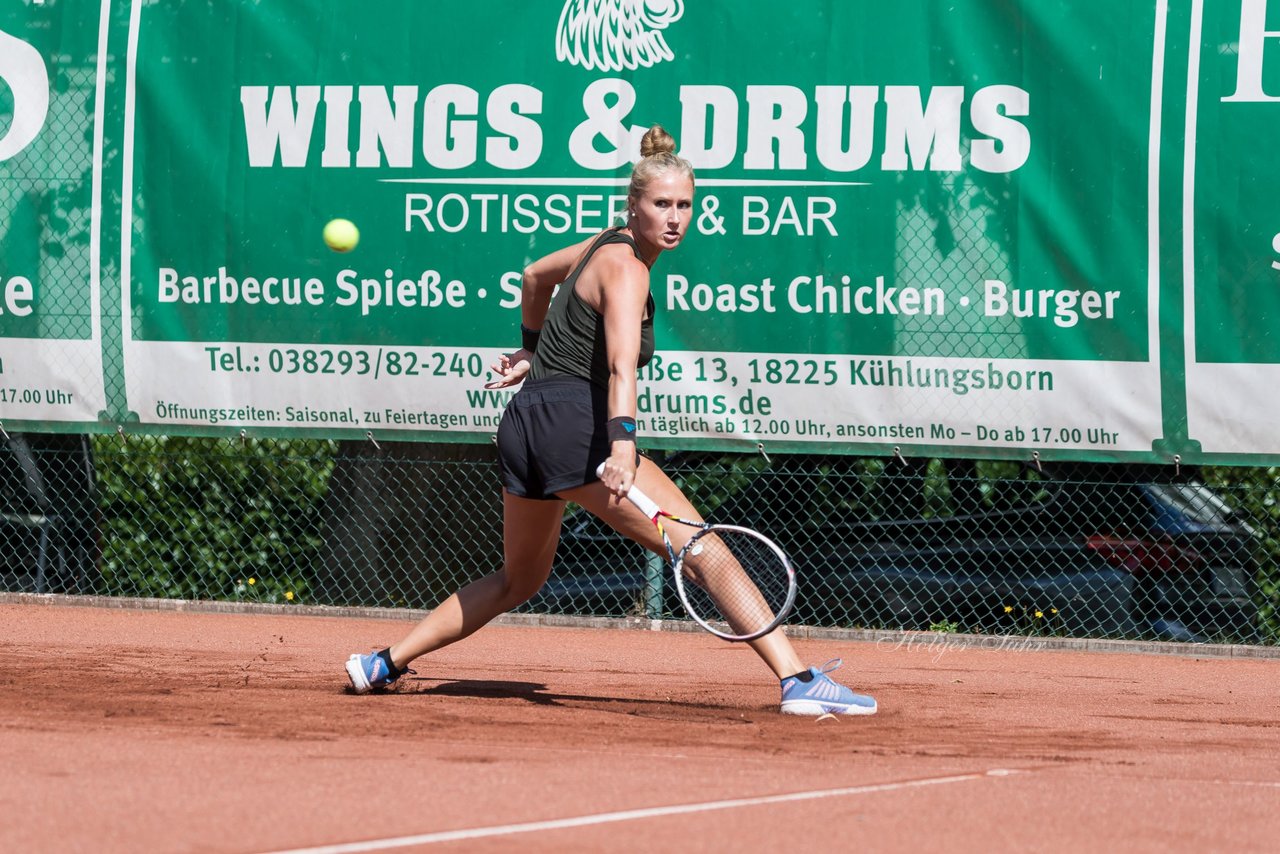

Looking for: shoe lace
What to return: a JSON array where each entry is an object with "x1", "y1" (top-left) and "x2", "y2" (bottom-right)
[{"x1": 781, "y1": 658, "x2": 843, "y2": 689}]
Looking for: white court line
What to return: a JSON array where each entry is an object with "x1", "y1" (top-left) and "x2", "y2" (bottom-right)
[
  {"x1": 1223, "y1": 780, "x2": 1280, "y2": 789},
  {"x1": 260, "y1": 769, "x2": 1018, "y2": 854}
]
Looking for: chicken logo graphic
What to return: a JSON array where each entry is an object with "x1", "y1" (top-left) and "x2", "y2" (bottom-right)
[{"x1": 556, "y1": 0, "x2": 686, "y2": 72}]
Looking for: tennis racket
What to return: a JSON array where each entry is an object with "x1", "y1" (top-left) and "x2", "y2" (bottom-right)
[{"x1": 597, "y1": 464, "x2": 797, "y2": 641}]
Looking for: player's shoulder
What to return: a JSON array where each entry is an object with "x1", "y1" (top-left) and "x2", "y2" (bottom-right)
[{"x1": 589, "y1": 240, "x2": 648, "y2": 279}]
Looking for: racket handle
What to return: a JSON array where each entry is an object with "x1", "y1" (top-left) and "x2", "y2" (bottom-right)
[{"x1": 595, "y1": 462, "x2": 662, "y2": 521}]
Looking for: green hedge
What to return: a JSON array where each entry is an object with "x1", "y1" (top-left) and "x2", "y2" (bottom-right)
[{"x1": 93, "y1": 436, "x2": 335, "y2": 603}]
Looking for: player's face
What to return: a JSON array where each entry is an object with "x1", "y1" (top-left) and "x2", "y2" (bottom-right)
[{"x1": 630, "y1": 172, "x2": 694, "y2": 253}]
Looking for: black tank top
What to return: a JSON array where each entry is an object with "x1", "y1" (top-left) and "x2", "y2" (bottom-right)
[{"x1": 528, "y1": 227, "x2": 656, "y2": 390}]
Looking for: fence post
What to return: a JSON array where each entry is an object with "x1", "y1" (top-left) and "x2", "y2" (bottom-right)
[{"x1": 644, "y1": 551, "x2": 664, "y2": 618}]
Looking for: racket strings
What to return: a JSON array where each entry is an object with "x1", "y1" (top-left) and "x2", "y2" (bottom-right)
[{"x1": 677, "y1": 527, "x2": 794, "y2": 638}]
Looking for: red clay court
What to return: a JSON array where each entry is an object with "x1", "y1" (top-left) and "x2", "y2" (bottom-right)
[{"x1": 2, "y1": 598, "x2": 1277, "y2": 853}]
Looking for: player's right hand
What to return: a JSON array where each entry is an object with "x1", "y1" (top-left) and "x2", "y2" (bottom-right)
[{"x1": 598, "y1": 448, "x2": 637, "y2": 498}]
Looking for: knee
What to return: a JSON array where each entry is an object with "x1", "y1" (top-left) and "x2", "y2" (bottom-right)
[
  {"x1": 499, "y1": 564, "x2": 550, "y2": 605},
  {"x1": 680, "y1": 566, "x2": 708, "y2": 591}
]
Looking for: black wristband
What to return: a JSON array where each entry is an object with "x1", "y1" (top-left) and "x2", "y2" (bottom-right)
[
  {"x1": 520, "y1": 324, "x2": 541, "y2": 352},
  {"x1": 607, "y1": 416, "x2": 638, "y2": 443}
]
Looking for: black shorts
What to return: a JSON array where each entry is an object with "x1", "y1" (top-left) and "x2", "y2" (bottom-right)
[{"x1": 496, "y1": 376, "x2": 611, "y2": 500}]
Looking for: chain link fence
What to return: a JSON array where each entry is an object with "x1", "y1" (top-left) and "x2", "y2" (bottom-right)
[{"x1": 2, "y1": 433, "x2": 1275, "y2": 646}]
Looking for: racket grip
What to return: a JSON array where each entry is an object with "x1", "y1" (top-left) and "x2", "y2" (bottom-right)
[{"x1": 595, "y1": 462, "x2": 662, "y2": 521}]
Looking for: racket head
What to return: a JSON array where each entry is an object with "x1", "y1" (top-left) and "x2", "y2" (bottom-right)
[{"x1": 671, "y1": 523, "x2": 797, "y2": 642}]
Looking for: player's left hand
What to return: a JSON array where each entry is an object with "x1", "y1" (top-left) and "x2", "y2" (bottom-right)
[{"x1": 484, "y1": 349, "x2": 532, "y2": 388}]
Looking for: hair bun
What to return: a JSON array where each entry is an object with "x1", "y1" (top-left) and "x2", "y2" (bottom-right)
[{"x1": 640, "y1": 125, "x2": 677, "y2": 158}]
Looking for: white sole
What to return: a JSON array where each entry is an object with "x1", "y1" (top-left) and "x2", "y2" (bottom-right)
[
  {"x1": 780, "y1": 700, "x2": 878, "y2": 716},
  {"x1": 345, "y1": 654, "x2": 372, "y2": 694}
]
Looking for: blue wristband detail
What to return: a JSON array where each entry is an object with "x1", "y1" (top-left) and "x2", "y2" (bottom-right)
[{"x1": 607, "y1": 416, "x2": 637, "y2": 443}]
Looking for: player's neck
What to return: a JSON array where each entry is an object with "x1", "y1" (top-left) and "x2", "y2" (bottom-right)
[{"x1": 620, "y1": 227, "x2": 662, "y2": 268}]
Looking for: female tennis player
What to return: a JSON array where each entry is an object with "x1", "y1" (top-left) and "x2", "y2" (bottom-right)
[{"x1": 345, "y1": 125, "x2": 876, "y2": 716}]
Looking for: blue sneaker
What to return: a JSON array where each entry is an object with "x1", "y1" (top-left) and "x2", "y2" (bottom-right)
[
  {"x1": 345, "y1": 651, "x2": 411, "y2": 694},
  {"x1": 780, "y1": 659, "x2": 877, "y2": 716}
]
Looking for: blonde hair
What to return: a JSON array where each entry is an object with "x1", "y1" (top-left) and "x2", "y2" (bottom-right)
[{"x1": 628, "y1": 125, "x2": 695, "y2": 204}]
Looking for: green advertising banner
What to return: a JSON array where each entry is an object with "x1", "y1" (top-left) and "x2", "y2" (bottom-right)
[
  {"x1": 0, "y1": 0, "x2": 108, "y2": 426},
  {"x1": 1186, "y1": 0, "x2": 1280, "y2": 458},
  {"x1": 1, "y1": 1, "x2": 1276, "y2": 463}
]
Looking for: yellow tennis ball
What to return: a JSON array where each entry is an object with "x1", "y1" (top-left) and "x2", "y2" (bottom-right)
[{"x1": 323, "y1": 218, "x2": 359, "y2": 253}]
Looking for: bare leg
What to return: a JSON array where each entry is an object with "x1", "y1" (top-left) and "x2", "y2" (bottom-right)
[
  {"x1": 386, "y1": 491, "x2": 566, "y2": 670},
  {"x1": 559, "y1": 457, "x2": 806, "y2": 679},
  {"x1": 676, "y1": 534, "x2": 779, "y2": 636}
]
